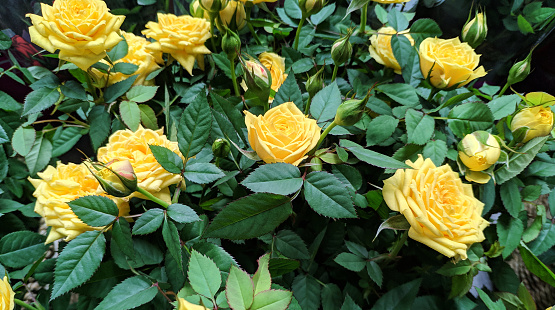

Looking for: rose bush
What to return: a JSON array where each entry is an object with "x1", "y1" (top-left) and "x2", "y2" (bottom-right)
[{"x1": 368, "y1": 27, "x2": 414, "y2": 74}]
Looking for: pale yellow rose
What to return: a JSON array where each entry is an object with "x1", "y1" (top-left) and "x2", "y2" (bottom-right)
[
  {"x1": 259, "y1": 52, "x2": 288, "y2": 95},
  {"x1": 510, "y1": 106, "x2": 554, "y2": 143},
  {"x1": 26, "y1": 0, "x2": 125, "y2": 70},
  {"x1": 178, "y1": 298, "x2": 209, "y2": 310},
  {"x1": 459, "y1": 131, "x2": 500, "y2": 172},
  {"x1": 245, "y1": 102, "x2": 321, "y2": 166},
  {"x1": 29, "y1": 162, "x2": 129, "y2": 243},
  {"x1": 97, "y1": 125, "x2": 184, "y2": 204},
  {"x1": 219, "y1": 1, "x2": 247, "y2": 31},
  {"x1": 419, "y1": 37, "x2": 487, "y2": 89},
  {"x1": 368, "y1": 27, "x2": 414, "y2": 74},
  {"x1": 383, "y1": 155, "x2": 489, "y2": 260},
  {"x1": 142, "y1": 13, "x2": 211, "y2": 75},
  {"x1": 99, "y1": 31, "x2": 163, "y2": 87},
  {"x1": 0, "y1": 276, "x2": 14, "y2": 310}
]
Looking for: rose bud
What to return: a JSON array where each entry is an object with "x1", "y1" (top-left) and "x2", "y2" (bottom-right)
[
  {"x1": 221, "y1": 27, "x2": 241, "y2": 60},
  {"x1": 306, "y1": 66, "x2": 325, "y2": 98},
  {"x1": 212, "y1": 138, "x2": 231, "y2": 158},
  {"x1": 217, "y1": 0, "x2": 246, "y2": 31},
  {"x1": 458, "y1": 131, "x2": 500, "y2": 172},
  {"x1": 299, "y1": 0, "x2": 325, "y2": 17},
  {"x1": 87, "y1": 160, "x2": 138, "y2": 197},
  {"x1": 334, "y1": 92, "x2": 371, "y2": 127},
  {"x1": 461, "y1": 9, "x2": 488, "y2": 48},
  {"x1": 510, "y1": 106, "x2": 554, "y2": 143},
  {"x1": 331, "y1": 29, "x2": 353, "y2": 66},
  {"x1": 199, "y1": 0, "x2": 225, "y2": 14},
  {"x1": 507, "y1": 49, "x2": 533, "y2": 86},
  {"x1": 190, "y1": 0, "x2": 209, "y2": 19},
  {"x1": 241, "y1": 57, "x2": 272, "y2": 103}
]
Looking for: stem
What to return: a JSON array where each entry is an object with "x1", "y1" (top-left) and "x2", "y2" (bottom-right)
[
  {"x1": 229, "y1": 58, "x2": 240, "y2": 96},
  {"x1": 331, "y1": 65, "x2": 339, "y2": 82},
  {"x1": 136, "y1": 187, "x2": 170, "y2": 208},
  {"x1": 359, "y1": 3, "x2": 368, "y2": 34},
  {"x1": 293, "y1": 17, "x2": 306, "y2": 50},
  {"x1": 209, "y1": 15, "x2": 217, "y2": 52},
  {"x1": 389, "y1": 230, "x2": 409, "y2": 258},
  {"x1": 309, "y1": 121, "x2": 337, "y2": 156},
  {"x1": 304, "y1": 94, "x2": 313, "y2": 115},
  {"x1": 15, "y1": 299, "x2": 40, "y2": 310},
  {"x1": 263, "y1": 97, "x2": 270, "y2": 113},
  {"x1": 498, "y1": 82, "x2": 510, "y2": 97},
  {"x1": 427, "y1": 88, "x2": 439, "y2": 102}
]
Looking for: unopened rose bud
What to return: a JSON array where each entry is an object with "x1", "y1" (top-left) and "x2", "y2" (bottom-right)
[
  {"x1": 510, "y1": 106, "x2": 554, "y2": 143},
  {"x1": 241, "y1": 57, "x2": 272, "y2": 102},
  {"x1": 190, "y1": 0, "x2": 209, "y2": 19},
  {"x1": 87, "y1": 160, "x2": 137, "y2": 197},
  {"x1": 212, "y1": 138, "x2": 231, "y2": 158},
  {"x1": 458, "y1": 131, "x2": 500, "y2": 172},
  {"x1": 461, "y1": 10, "x2": 487, "y2": 48},
  {"x1": 334, "y1": 92, "x2": 370, "y2": 127},
  {"x1": 300, "y1": 0, "x2": 325, "y2": 17},
  {"x1": 222, "y1": 27, "x2": 241, "y2": 60},
  {"x1": 217, "y1": 0, "x2": 246, "y2": 31},
  {"x1": 200, "y1": 0, "x2": 225, "y2": 14},
  {"x1": 507, "y1": 49, "x2": 533, "y2": 86},
  {"x1": 331, "y1": 29, "x2": 353, "y2": 66},
  {"x1": 306, "y1": 66, "x2": 324, "y2": 98}
]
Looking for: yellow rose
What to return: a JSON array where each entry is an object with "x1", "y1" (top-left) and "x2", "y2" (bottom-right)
[
  {"x1": 0, "y1": 276, "x2": 14, "y2": 310},
  {"x1": 259, "y1": 52, "x2": 288, "y2": 95},
  {"x1": 26, "y1": 0, "x2": 125, "y2": 70},
  {"x1": 511, "y1": 106, "x2": 554, "y2": 143},
  {"x1": 244, "y1": 102, "x2": 321, "y2": 166},
  {"x1": 368, "y1": 27, "x2": 414, "y2": 74},
  {"x1": 382, "y1": 155, "x2": 488, "y2": 260},
  {"x1": 99, "y1": 31, "x2": 163, "y2": 87},
  {"x1": 459, "y1": 131, "x2": 500, "y2": 172},
  {"x1": 419, "y1": 37, "x2": 487, "y2": 89},
  {"x1": 28, "y1": 162, "x2": 129, "y2": 243},
  {"x1": 219, "y1": 1, "x2": 247, "y2": 31},
  {"x1": 177, "y1": 298, "x2": 209, "y2": 310},
  {"x1": 142, "y1": 13, "x2": 211, "y2": 75},
  {"x1": 237, "y1": 0, "x2": 277, "y2": 4},
  {"x1": 97, "y1": 125, "x2": 184, "y2": 204},
  {"x1": 371, "y1": 0, "x2": 410, "y2": 3}
]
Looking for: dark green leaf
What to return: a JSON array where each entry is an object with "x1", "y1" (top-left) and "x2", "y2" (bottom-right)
[
  {"x1": 0, "y1": 91, "x2": 21, "y2": 112},
  {"x1": 378, "y1": 84, "x2": 419, "y2": 107},
  {"x1": 104, "y1": 75, "x2": 138, "y2": 103},
  {"x1": 408, "y1": 18, "x2": 442, "y2": 44},
  {"x1": 334, "y1": 253, "x2": 365, "y2": 272},
  {"x1": 519, "y1": 244, "x2": 555, "y2": 287},
  {"x1": 177, "y1": 93, "x2": 212, "y2": 159},
  {"x1": 0, "y1": 31, "x2": 12, "y2": 49},
  {"x1": 367, "y1": 261, "x2": 383, "y2": 287},
  {"x1": 183, "y1": 162, "x2": 225, "y2": 184},
  {"x1": 344, "y1": 0, "x2": 371, "y2": 19},
  {"x1": 371, "y1": 279, "x2": 421, "y2": 310},
  {"x1": 269, "y1": 258, "x2": 300, "y2": 277},
  {"x1": 88, "y1": 106, "x2": 111, "y2": 150},
  {"x1": 106, "y1": 37, "x2": 128, "y2": 62},
  {"x1": 405, "y1": 109, "x2": 434, "y2": 145},
  {"x1": 366, "y1": 115, "x2": 398, "y2": 146},
  {"x1": 273, "y1": 71, "x2": 303, "y2": 110},
  {"x1": 112, "y1": 218, "x2": 134, "y2": 258},
  {"x1": 292, "y1": 274, "x2": 321, "y2": 310},
  {"x1": 495, "y1": 137, "x2": 548, "y2": 184},
  {"x1": 60, "y1": 80, "x2": 88, "y2": 101},
  {"x1": 25, "y1": 133, "x2": 52, "y2": 176},
  {"x1": 149, "y1": 144, "x2": 184, "y2": 174},
  {"x1": 52, "y1": 126, "x2": 85, "y2": 158},
  {"x1": 132, "y1": 208, "x2": 164, "y2": 235},
  {"x1": 487, "y1": 94, "x2": 520, "y2": 120},
  {"x1": 93, "y1": 276, "x2": 158, "y2": 310},
  {"x1": 12, "y1": 126, "x2": 36, "y2": 156},
  {"x1": 341, "y1": 140, "x2": 409, "y2": 169},
  {"x1": 499, "y1": 179, "x2": 523, "y2": 218},
  {"x1": 448, "y1": 102, "x2": 494, "y2": 138},
  {"x1": 112, "y1": 63, "x2": 138, "y2": 75},
  {"x1": 167, "y1": 203, "x2": 200, "y2": 224},
  {"x1": 388, "y1": 8, "x2": 409, "y2": 31},
  {"x1": 139, "y1": 104, "x2": 158, "y2": 130},
  {"x1": 422, "y1": 140, "x2": 447, "y2": 166},
  {"x1": 23, "y1": 87, "x2": 61, "y2": 116},
  {"x1": 304, "y1": 171, "x2": 357, "y2": 219},
  {"x1": 68, "y1": 195, "x2": 119, "y2": 227},
  {"x1": 476, "y1": 288, "x2": 506, "y2": 310},
  {"x1": 0, "y1": 231, "x2": 48, "y2": 268},
  {"x1": 436, "y1": 260, "x2": 472, "y2": 277},
  {"x1": 375, "y1": 214, "x2": 410, "y2": 240},
  {"x1": 310, "y1": 82, "x2": 342, "y2": 122},
  {"x1": 321, "y1": 283, "x2": 342, "y2": 310},
  {"x1": 241, "y1": 163, "x2": 303, "y2": 195},
  {"x1": 497, "y1": 215, "x2": 524, "y2": 259},
  {"x1": 275, "y1": 230, "x2": 310, "y2": 260},
  {"x1": 163, "y1": 218, "x2": 182, "y2": 271},
  {"x1": 527, "y1": 223, "x2": 555, "y2": 256}
]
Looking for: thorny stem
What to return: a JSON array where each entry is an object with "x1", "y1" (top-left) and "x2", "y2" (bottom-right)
[
  {"x1": 389, "y1": 230, "x2": 409, "y2": 258},
  {"x1": 137, "y1": 187, "x2": 170, "y2": 208}
]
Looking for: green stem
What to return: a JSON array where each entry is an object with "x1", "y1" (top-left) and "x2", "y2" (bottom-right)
[
  {"x1": 427, "y1": 88, "x2": 439, "y2": 102},
  {"x1": 389, "y1": 230, "x2": 409, "y2": 258},
  {"x1": 498, "y1": 82, "x2": 510, "y2": 97},
  {"x1": 209, "y1": 15, "x2": 217, "y2": 52},
  {"x1": 359, "y1": 3, "x2": 368, "y2": 35},
  {"x1": 136, "y1": 187, "x2": 170, "y2": 208},
  {"x1": 304, "y1": 94, "x2": 313, "y2": 115},
  {"x1": 15, "y1": 299, "x2": 40, "y2": 310},
  {"x1": 331, "y1": 65, "x2": 339, "y2": 82},
  {"x1": 263, "y1": 97, "x2": 270, "y2": 113},
  {"x1": 309, "y1": 121, "x2": 337, "y2": 156},
  {"x1": 293, "y1": 17, "x2": 306, "y2": 50},
  {"x1": 229, "y1": 58, "x2": 240, "y2": 97}
]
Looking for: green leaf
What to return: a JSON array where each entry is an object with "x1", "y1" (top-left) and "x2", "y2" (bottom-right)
[
  {"x1": 52, "y1": 126, "x2": 85, "y2": 158},
  {"x1": 292, "y1": 58, "x2": 314, "y2": 74},
  {"x1": 205, "y1": 193, "x2": 292, "y2": 240},
  {"x1": 68, "y1": 195, "x2": 119, "y2": 227},
  {"x1": 375, "y1": 214, "x2": 410, "y2": 240},
  {"x1": 367, "y1": 261, "x2": 383, "y2": 287},
  {"x1": 189, "y1": 250, "x2": 222, "y2": 299},
  {"x1": 487, "y1": 94, "x2": 520, "y2": 120},
  {"x1": 0, "y1": 91, "x2": 22, "y2": 111},
  {"x1": 112, "y1": 238, "x2": 163, "y2": 269},
  {"x1": 378, "y1": 84, "x2": 419, "y2": 107},
  {"x1": 241, "y1": 163, "x2": 303, "y2": 195},
  {"x1": 321, "y1": 283, "x2": 342, "y2": 310},
  {"x1": 476, "y1": 288, "x2": 507, "y2": 310},
  {"x1": 405, "y1": 109, "x2": 435, "y2": 145},
  {"x1": 388, "y1": 8, "x2": 409, "y2": 31},
  {"x1": 340, "y1": 140, "x2": 409, "y2": 169},
  {"x1": 371, "y1": 279, "x2": 421, "y2": 310},
  {"x1": 275, "y1": 230, "x2": 310, "y2": 260},
  {"x1": 192, "y1": 241, "x2": 237, "y2": 272},
  {"x1": 527, "y1": 223, "x2": 555, "y2": 256},
  {"x1": 212, "y1": 52, "x2": 232, "y2": 79},
  {"x1": 269, "y1": 258, "x2": 300, "y2": 277},
  {"x1": 311, "y1": 3, "x2": 335, "y2": 25},
  {"x1": 132, "y1": 208, "x2": 164, "y2": 235},
  {"x1": 112, "y1": 62, "x2": 138, "y2": 75},
  {"x1": 210, "y1": 92, "x2": 248, "y2": 145},
  {"x1": 103, "y1": 75, "x2": 138, "y2": 103},
  {"x1": 25, "y1": 133, "x2": 52, "y2": 176},
  {"x1": 167, "y1": 203, "x2": 200, "y2": 224},
  {"x1": 183, "y1": 162, "x2": 225, "y2": 184},
  {"x1": 408, "y1": 18, "x2": 442, "y2": 44},
  {"x1": 253, "y1": 253, "x2": 271, "y2": 295},
  {"x1": 139, "y1": 104, "x2": 158, "y2": 130},
  {"x1": 177, "y1": 93, "x2": 212, "y2": 159},
  {"x1": 448, "y1": 102, "x2": 494, "y2": 138},
  {"x1": 226, "y1": 265, "x2": 254, "y2": 310},
  {"x1": 93, "y1": 276, "x2": 158, "y2": 310},
  {"x1": 0, "y1": 231, "x2": 48, "y2": 268},
  {"x1": 519, "y1": 244, "x2": 555, "y2": 287},
  {"x1": 126, "y1": 85, "x2": 158, "y2": 103},
  {"x1": 51, "y1": 231, "x2": 106, "y2": 300},
  {"x1": 88, "y1": 106, "x2": 111, "y2": 151},
  {"x1": 436, "y1": 260, "x2": 472, "y2": 277},
  {"x1": 112, "y1": 218, "x2": 134, "y2": 258},
  {"x1": 517, "y1": 15, "x2": 534, "y2": 34},
  {"x1": 310, "y1": 82, "x2": 342, "y2": 122},
  {"x1": 496, "y1": 215, "x2": 524, "y2": 259},
  {"x1": 12, "y1": 126, "x2": 36, "y2": 156},
  {"x1": 422, "y1": 140, "x2": 447, "y2": 166},
  {"x1": 60, "y1": 80, "x2": 88, "y2": 101},
  {"x1": 273, "y1": 71, "x2": 303, "y2": 110},
  {"x1": 304, "y1": 171, "x2": 357, "y2": 219},
  {"x1": 334, "y1": 253, "x2": 365, "y2": 272},
  {"x1": 391, "y1": 35, "x2": 413, "y2": 70},
  {"x1": 149, "y1": 144, "x2": 184, "y2": 174},
  {"x1": 251, "y1": 289, "x2": 292, "y2": 310},
  {"x1": 366, "y1": 115, "x2": 399, "y2": 146},
  {"x1": 344, "y1": 0, "x2": 371, "y2": 19},
  {"x1": 120, "y1": 100, "x2": 141, "y2": 131},
  {"x1": 23, "y1": 87, "x2": 61, "y2": 116},
  {"x1": 106, "y1": 37, "x2": 129, "y2": 62},
  {"x1": 292, "y1": 274, "x2": 321, "y2": 310},
  {"x1": 0, "y1": 31, "x2": 12, "y2": 49},
  {"x1": 499, "y1": 178, "x2": 523, "y2": 218},
  {"x1": 163, "y1": 218, "x2": 182, "y2": 271},
  {"x1": 495, "y1": 136, "x2": 548, "y2": 184}
]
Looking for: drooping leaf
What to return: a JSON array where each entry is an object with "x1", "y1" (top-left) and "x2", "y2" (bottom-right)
[
  {"x1": 341, "y1": 140, "x2": 409, "y2": 169},
  {"x1": 518, "y1": 244, "x2": 555, "y2": 287}
]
